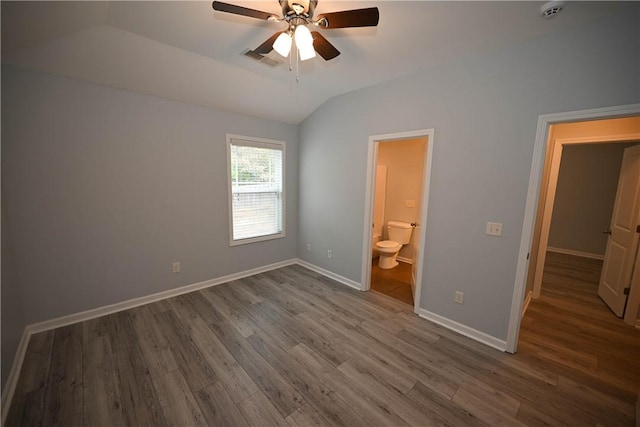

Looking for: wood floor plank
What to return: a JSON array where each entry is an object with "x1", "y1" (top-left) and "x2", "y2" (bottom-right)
[
  {"x1": 104, "y1": 312, "x2": 168, "y2": 427},
  {"x1": 406, "y1": 380, "x2": 487, "y2": 427},
  {"x1": 195, "y1": 381, "x2": 250, "y2": 427},
  {"x1": 287, "y1": 343, "x2": 410, "y2": 427},
  {"x1": 236, "y1": 391, "x2": 290, "y2": 427},
  {"x1": 128, "y1": 305, "x2": 178, "y2": 379},
  {"x1": 316, "y1": 314, "x2": 420, "y2": 394},
  {"x1": 201, "y1": 284, "x2": 263, "y2": 337},
  {"x1": 7, "y1": 258, "x2": 639, "y2": 427},
  {"x1": 41, "y1": 323, "x2": 84, "y2": 427},
  {"x1": 82, "y1": 318, "x2": 125, "y2": 427},
  {"x1": 207, "y1": 317, "x2": 305, "y2": 418},
  {"x1": 13, "y1": 330, "x2": 55, "y2": 394},
  {"x1": 153, "y1": 309, "x2": 218, "y2": 393},
  {"x1": 178, "y1": 311, "x2": 259, "y2": 404},
  {"x1": 451, "y1": 381, "x2": 524, "y2": 427},
  {"x1": 336, "y1": 360, "x2": 434, "y2": 426},
  {"x1": 152, "y1": 369, "x2": 208, "y2": 427},
  {"x1": 246, "y1": 331, "x2": 365, "y2": 427},
  {"x1": 285, "y1": 402, "x2": 334, "y2": 427},
  {"x1": 5, "y1": 330, "x2": 55, "y2": 427}
]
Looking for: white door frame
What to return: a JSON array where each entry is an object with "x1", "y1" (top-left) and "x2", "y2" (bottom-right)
[
  {"x1": 506, "y1": 104, "x2": 640, "y2": 353},
  {"x1": 532, "y1": 134, "x2": 640, "y2": 300},
  {"x1": 361, "y1": 129, "x2": 435, "y2": 314}
]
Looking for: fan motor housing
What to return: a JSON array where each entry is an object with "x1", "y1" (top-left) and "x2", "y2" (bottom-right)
[{"x1": 280, "y1": 0, "x2": 317, "y2": 19}]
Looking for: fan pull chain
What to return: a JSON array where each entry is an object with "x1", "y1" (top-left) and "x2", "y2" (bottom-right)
[
  {"x1": 289, "y1": 45, "x2": 293, "y2": 72},
  {"x1": 295, "y1": 45, "x2": 300, "y2": 83}
]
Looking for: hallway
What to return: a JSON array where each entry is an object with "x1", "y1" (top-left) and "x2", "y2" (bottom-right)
[{"x1": 518, "y1": 251, "x2": 640, "y2": 424}]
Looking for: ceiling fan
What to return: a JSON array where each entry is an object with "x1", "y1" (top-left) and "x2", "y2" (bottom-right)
[{"x1": 211, "y1": 0, "x2": 379, "y2": 61}]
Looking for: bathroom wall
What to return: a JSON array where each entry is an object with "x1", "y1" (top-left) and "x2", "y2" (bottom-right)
[{"x1": 377, "y1": 138, "x2": 427, "y2": 261}]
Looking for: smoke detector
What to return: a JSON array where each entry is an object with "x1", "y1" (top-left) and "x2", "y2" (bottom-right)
[{"x1": 540, "y1": 1, "x2": 565, "y2": 18}]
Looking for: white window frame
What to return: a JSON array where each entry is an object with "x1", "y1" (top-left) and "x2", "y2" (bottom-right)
[{"x1": 226, "y1": 134, "x2": 286, "y2": 246}]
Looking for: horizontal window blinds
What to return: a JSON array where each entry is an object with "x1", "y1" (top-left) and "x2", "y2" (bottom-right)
[{"x1": 229, "y1": 137, "x2": 284, "y2": 243}]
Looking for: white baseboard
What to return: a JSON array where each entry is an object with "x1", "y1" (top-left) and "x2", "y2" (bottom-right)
[
  {"x1": 26, "y1": 259, "x2": 297, "y2": 335},
  {"x1": 295, "y1": 259, "x2": 362, "y2": 290},
  {"x1": 417, "y1": 308, "x2": 507, "y2": 352},
  {"x1": 2, "y1": 257, "x2": 508, "y2": 426},
  {"x1": 547, "y1": 247, "x2": 604, "y2": 260},
  {"x1": 522, "y1": 291, "x2": 533, "y2": 318},
  {"x1": 0, "y1": 258, "x2": 298, "y2": 426},
  {"x1": 1, "y1": 328, "x2": 31, "y2": 426},
  {"x1": 396, "y1": 256, "x2": 413, "y2": 265}
]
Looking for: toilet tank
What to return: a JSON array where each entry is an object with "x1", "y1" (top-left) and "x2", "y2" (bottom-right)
[{"x1": 387, "y1": 221, "x2": 413, "y2": 244}]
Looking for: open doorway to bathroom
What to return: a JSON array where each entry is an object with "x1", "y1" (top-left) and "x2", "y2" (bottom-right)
[{"x1": 361, "y1": 129, "x2": 434, "y2": 313}]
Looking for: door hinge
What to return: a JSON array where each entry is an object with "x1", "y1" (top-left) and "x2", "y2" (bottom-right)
[
  {"x1": 624, "y1": 287, "x2": 630, "y2": 296},
  {"x1": 526, "y1": 253, "x2": 530, "y2": 260}
]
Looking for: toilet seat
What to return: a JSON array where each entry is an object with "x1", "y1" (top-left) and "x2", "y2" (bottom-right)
[{"x1": 376, "y1": 240, "x2": 400, "y2": 250}]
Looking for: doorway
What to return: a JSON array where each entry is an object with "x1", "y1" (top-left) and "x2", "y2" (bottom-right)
[
  {"x1": 361, "y1": 129, "x2": 435, "y2": 314},
  {"x1": 507, "y1": 106, "x2": 640, "y2": 353}
]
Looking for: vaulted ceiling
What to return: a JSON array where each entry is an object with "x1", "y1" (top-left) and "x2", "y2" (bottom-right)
[{"x1": 2, "y1": 1, "x2": 631, "y2": 124}]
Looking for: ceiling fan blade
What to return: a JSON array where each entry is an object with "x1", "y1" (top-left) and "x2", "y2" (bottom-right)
[
  {"x1": 311, "y1": 31, "x2": 340, "y2": 60},
  {"x1": 253, "y1": 31, "x2": 284, "y2": 55},
  {"x1": 212, "y1": 1, "x2": 276, "y2": 21},
  {"x1": 315, "y1": 7, "x2": 379, "y2": 29}
]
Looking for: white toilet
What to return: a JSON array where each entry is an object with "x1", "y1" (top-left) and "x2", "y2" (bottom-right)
[{"x1": 376, "y1": 221, "x2": 413, "y2": 269}]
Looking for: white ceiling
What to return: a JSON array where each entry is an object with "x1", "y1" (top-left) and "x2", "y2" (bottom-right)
[{"x1": 2, "y1": 1, "x2": 632, "y2": 124}]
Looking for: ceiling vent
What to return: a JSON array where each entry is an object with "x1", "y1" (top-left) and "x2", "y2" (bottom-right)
[{"x1": 242, "y1": 49, "x2": 286, "y2": 67}]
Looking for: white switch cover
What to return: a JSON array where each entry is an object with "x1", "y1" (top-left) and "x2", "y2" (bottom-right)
[
  {"x1": 486, "y1": 222, "x2": 503, "y2": 237},
  {"x1": 172, "y1": 262, "x2": 181, "y2": 273},
  {"x1": 405, "y1": 199, "x2": 416, "y2": 208}
]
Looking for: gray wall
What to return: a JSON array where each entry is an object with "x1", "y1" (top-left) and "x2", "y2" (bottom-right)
[
  {"x1": 298, "y1": 9, "x2": 640, "y2": 340},
  {"x1": 549, "y1": 143, "x2": 635, "y2": 256},
  {"x1": 1, "y1": 66, "x2": 298, "y2": 330},
  {"x1": 1, "y1": 188, "x2": 26, "y2": 388}
]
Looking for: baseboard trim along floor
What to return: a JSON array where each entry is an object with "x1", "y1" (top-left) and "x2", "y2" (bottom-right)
[{"x1": 1, "y1": 258, "x2": 505, "y2": 425}]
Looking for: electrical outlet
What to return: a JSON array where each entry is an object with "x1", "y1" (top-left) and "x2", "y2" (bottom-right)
[
  {"x1": 455, "y1": 291, "x2": 464, "y2": 304},
  {"x1": 485, "y1": 222, "x2": 503, "y2": 237},
  {"x1": 172, "y1": 262, "x2": 181, "y2": 273},
  {"x1": 327, "y1": 249, "x2": 332, "y2": 259},
  {"x1": 307, "y1": 243, "x2": 311, "y2": 252}
]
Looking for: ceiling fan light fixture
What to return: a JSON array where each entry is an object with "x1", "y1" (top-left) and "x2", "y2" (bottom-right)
[
  {"x1": 298, "y1": 43, "x2": 316, "y2": 61},
  {"x1": 273, "y1": 31, "x2": 293, "y2": 57},
  {"x1": 294, "y1": 24, "x2": 316, "y2": 60}
]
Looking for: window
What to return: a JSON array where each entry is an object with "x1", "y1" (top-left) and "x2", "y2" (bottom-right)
[{"x1": 227, "y1": 135, "x2": 285, "y2": 245}]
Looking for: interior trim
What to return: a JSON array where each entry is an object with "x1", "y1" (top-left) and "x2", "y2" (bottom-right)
[
  {"x1": 546, "y1": 247, "x2": 605, "y2": 260},
  {"x1": 418, "y1": 308, "x2": 507, "y2": 352},
  {"x1": 296, "y1": 259, "x2": 362, "y2": 290}
]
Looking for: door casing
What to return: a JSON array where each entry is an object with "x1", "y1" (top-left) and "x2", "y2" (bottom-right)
[
  {"x1": 361, "y1": 129, "x2": 435, "y2": 315},
  {"x1": 507, "y1": 104, "x2": 640, "y2": 353}
]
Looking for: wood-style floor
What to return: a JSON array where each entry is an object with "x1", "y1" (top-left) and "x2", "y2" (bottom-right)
[
  {"x1": 6, "y1": 258, "x2": 640, "y2": 426},
  {"x1": 370, "y1": 258, "x2": 414, "y2": 306}
]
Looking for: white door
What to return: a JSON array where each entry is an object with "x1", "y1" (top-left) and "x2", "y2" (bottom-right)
[{"x1": 598, "y1": 144, "x2": 640, "y2": 316}]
